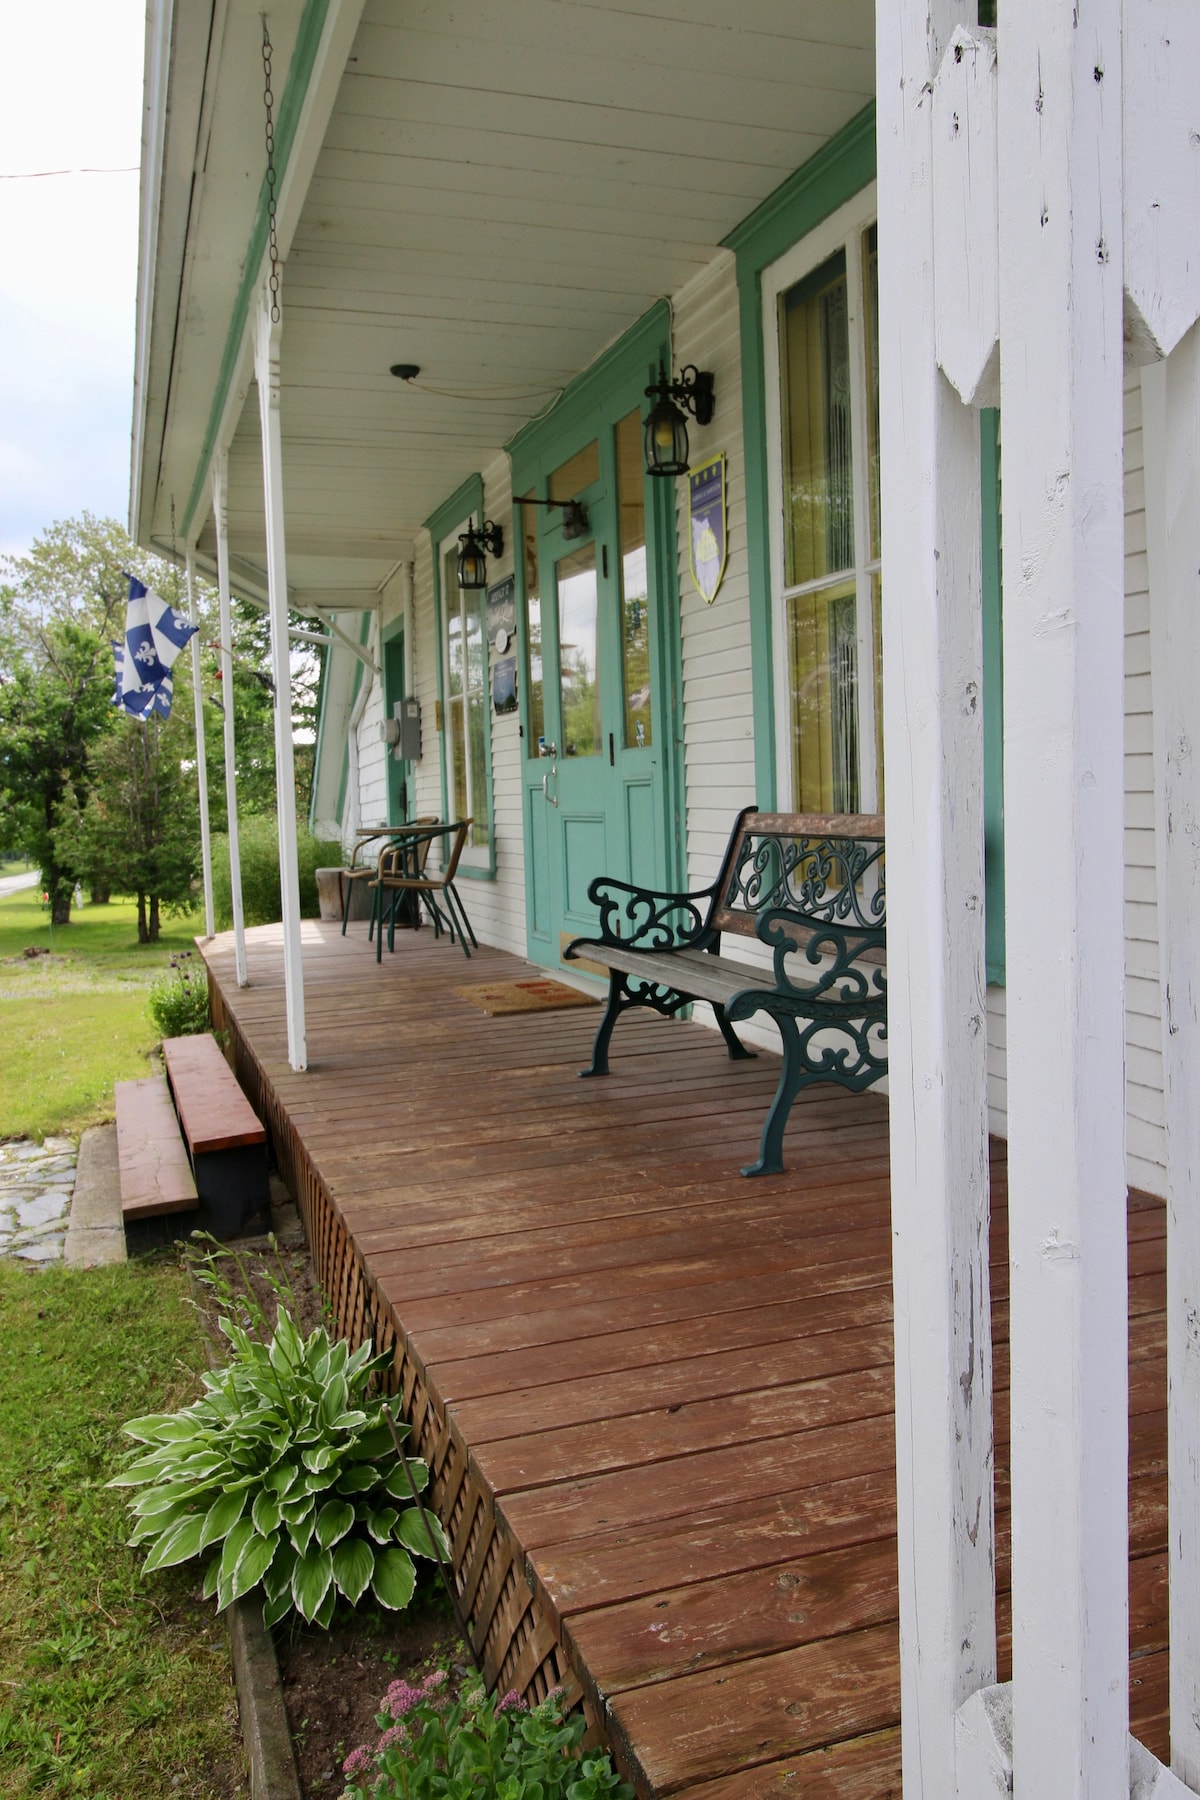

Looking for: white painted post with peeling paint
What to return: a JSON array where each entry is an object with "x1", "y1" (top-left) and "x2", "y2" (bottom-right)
[
  {"x1": 212, "y1": 452, "x2": 248, "y2": 989},
  {"x1": 997, "y1": 2, "x2": 1129, "y2": 1793},
  {"x1": 876, "y1": 3, "x2": 994, "y2": 1795},
  {"x1": 185, "y1": 549, "x2": 215, "y2": 939},
  {"x1": 1125, "y1": 6, "x2": 1200, "y2": 1785},
  {"x1": 1144, "y1": 332, "x2": 1200, "y2": 1794},
  {"x1": 253, "y1": 286, "x2": 307, "y2": 1073}
]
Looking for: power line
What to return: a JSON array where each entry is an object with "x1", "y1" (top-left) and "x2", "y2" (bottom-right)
[{"x1": 0, "y1": 166, "x2": 138, "y2": 180}]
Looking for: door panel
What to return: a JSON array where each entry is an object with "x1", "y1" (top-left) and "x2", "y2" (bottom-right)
[{"x1": 520, "y1": 394, "x2": 678, "y2": 967}]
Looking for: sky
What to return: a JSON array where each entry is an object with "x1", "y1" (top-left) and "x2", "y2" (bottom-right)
[{"x1": 0, "y1": 1, "x2": 144, "y2": 564}]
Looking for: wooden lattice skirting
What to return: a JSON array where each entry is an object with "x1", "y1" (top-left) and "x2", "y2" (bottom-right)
[{"x1": 209, "y1": 978, "x2": 585, "y2": 1717}]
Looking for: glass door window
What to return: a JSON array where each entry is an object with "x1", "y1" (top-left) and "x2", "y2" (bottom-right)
[{"x1": 764, "y1": 191, "x2": 881, "y2": 815}]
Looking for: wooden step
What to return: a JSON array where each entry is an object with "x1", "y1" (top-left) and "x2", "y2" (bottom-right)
[
  {"x1": 161, "y1": 1034, "x2": 269, "y2": 1236},
  {"x1": 115, "y1": 1076, "x2": 197, "y2": 1221}
]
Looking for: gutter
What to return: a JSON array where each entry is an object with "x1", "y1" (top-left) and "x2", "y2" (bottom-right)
[{"x1": 129, "y1": 0, "x2": 174, "y2": 539}]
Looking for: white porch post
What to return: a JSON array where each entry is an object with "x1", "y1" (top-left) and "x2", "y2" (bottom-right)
[
  {"x1": 876, "y1": 3, "x2": 994, "y2": 1796},
  {"x1": 997, "y1": 1, "x2": 1128, "y2": 1793},
  {"x1": 212, "y1": 451, "x2": 248, "y2": 989},
  {"x1": 1144, "y1": 327, "x2": 1200, "y2": 1792},
  {"x1": 253, "y1": 286, "x2": 307, "y2": 1073},
  {"x1": 185, "y1": 549, "x2": 215, "y2": 938}
]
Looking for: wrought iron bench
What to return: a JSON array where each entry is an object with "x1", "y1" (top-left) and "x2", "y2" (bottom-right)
[{"x1": 564, "y1": 808, "x2": 887, "y2": 1176}]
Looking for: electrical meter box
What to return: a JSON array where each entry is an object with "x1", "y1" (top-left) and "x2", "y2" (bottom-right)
[{"x1": 393, "y1": 697, "x2": 421, "y2": 761}]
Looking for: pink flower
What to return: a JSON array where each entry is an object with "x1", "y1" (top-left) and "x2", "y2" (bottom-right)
[
  {"x1": 495, "y1": 1690, "x2": 528, "y2": 1715},
  {"x1": 342, "y1": 1745, "x2": 372, "y2": 1778},
  {"x1": 421, "y1": 1669, "x2": 448, "y2": 1691},
  {"x1": 377, "y1": 1724, "x2": 408, "y2": 1752},
  {"x1": 383, "y1": 1679, "x2": 425, "y2": 1718}
]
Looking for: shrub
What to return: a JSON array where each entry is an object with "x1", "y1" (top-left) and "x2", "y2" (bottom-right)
[
  {"x1": 147, "y1": 951, "x2": 210, "y2": 1037},
  {"x1": 110, "y1": 1288, "x2": 447, "y2": 1629},
  {"x1": 341, "y1": 1672, "x2": 635, "y2": 1800},
  {"x1": 211, "y1": 813, "x2": 341, "y2": 929}
]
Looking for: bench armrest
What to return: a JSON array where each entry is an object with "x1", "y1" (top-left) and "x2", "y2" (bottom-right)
[
  {"x1": 742, "y1": 907, "x2": 887, "y2": 1010},
  {"x1": 567, "y1": 875, "x2": 721, "y2": 955}
]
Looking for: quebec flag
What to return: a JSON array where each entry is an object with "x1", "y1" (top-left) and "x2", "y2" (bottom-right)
[{"x1": 113, "y1": 576, "x2": 198, "y2": 720}]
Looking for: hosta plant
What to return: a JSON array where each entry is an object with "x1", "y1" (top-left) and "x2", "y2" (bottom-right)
[{"x1": 110, "y1": 1305, "x2": 448, "y2": 1628}]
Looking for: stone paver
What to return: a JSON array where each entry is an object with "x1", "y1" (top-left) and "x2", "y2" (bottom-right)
[{"x1": 0, "y1": 1135, "x2": 77, "y2": 1263}]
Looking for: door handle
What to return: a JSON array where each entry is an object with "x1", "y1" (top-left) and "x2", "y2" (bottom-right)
[{"x1": 541, "y1": 763, "x2": 559, "y2": 807}]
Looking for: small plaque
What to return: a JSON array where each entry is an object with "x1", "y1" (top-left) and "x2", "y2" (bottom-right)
[
  {"x1": 492, "y1": 655, "x2": 517, "y2": 715},
  {"x1": 689, "y1": 453, "x2": 727, "y2": 604},
  {"x1": 486, "y1": 575, "x2": 516, "y2": 648}
]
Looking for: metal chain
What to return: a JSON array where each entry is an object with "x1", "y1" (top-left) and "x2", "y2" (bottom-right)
[{"x1": 261, "y1": 18, "x2": 281, "y2": 323}]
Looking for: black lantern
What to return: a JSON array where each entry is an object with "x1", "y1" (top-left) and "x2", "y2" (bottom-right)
[
  {"x1": 456, "y1": 517, "x2": 503, "y2": 590},
  {"x1": 643, "y1": 363, "x2": 716, "y2": 477}
]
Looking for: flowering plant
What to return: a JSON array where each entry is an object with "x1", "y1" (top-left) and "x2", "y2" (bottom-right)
[
  {"x1": 148, "y1": 950, "x2": 211, "y2": 1037},
  {"x1": 341, "y1": 1671, "x2": 633, "y2": 1800}
]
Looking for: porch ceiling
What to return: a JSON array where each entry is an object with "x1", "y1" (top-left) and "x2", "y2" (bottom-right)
[{"x1": 142, "y1": 0, "x2": 875, "y2": 596}]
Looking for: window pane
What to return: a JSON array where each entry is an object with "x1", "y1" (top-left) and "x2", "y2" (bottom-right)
[
  {"x1": 616, "y1": 409, "x2": 652, "y2": 749},
  {"x1": 557, "y1": 545, "x2": 600, "y2": 758},
  {"x1": 549, "y1": 440, "x2": 599, "y2": 504},
  {"x1": 468, "y1": 684, "x2": 490, "y2": 848},
  {"x1": 449, "y1": 695, "x2": 468, "y2": 822},
  {"x1": 779, "y1": 250, "x2": 853, "y2": 587},
  {"x1": 521, "y1": 492, "x2": 544, "y2": 746},
  {"x1": 863, "y1": 224, "x2": 881, "y2": 564},
  {"x1": 788, "y1": 577, "x2": 860, "y2": 813}
]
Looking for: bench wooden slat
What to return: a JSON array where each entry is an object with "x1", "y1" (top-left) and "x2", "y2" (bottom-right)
[
  {"x1": 116, "y1": 1076, "x2": 198, "y2": 1220},
  {"x1": 596, "y1": 945, "x2": 776, "y2": 1007},
  {"x1": 162, "y1": 1034, "x2": 267, "y2": 1154}
]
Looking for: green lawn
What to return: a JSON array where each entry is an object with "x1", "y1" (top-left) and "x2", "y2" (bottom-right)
[
  {"x1": 0, "y1": 1258, "x2": 243, "y2": 1797},
  {"x1": 0, "y1": 893, "x2": 205, "y2": 1141}
]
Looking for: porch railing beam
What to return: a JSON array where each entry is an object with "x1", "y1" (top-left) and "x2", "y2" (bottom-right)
[
  {"x1": 876, "y1": 4, "x2": 994, "y2": 1796},
  {"x1": 997, "y1": 2, "x2": 1129, "y2": 1792},
  {"x1": 253, "y1": 284, "x2": 307, "y2": 1073},
  {"x1": 212, "y1": 450, "x2": 248, "y2": 989},
  {"x1": 185, "y1": 548, "x2": 215, "y2": 939}
]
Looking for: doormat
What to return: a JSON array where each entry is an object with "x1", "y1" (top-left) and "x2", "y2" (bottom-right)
[{"x1": 452, "y1": 978, "x2": 599, "y2": 1017}]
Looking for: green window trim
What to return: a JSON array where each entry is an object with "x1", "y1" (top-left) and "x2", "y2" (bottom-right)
[
  {"x1": 424, "y1": 474, "x2": 496, "y2": 880},
  {"x1": 726, "y1": 104, "x2": 877, "y2": 811},
  {"x1": 981, "y1": 408, "x2": 1005, "y2": 986},
  {"x1": 729, "y1": 105, "x2": 1006, "y2": 986}
]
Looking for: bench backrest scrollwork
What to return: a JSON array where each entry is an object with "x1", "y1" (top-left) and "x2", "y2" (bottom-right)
[{"x1": 708, "y1": 811, "x2": 886, "y2": 943}]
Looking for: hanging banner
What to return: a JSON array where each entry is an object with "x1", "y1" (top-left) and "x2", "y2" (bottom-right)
[{"x1": 688, "y1": 453, "x2": 727, "y2": 605}]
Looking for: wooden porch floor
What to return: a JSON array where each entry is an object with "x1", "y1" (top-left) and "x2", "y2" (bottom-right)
[{"x1": 201, "y1": 920, "x2": 1168, "y2": 1799}]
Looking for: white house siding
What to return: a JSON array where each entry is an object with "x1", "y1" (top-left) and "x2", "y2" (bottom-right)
[
  {"x1": 673, "y1": 251, "x2": 760, "y2": 894},
  {"x1": 1123, "y1": 372, "x2": 1165, "y2": 1196}
]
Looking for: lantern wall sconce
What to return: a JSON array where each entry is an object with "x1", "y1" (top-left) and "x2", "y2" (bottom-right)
[
  {"x1": 643, "y1": 363, "x2": 716, "y2": 477},
  {"x1": 512, "y1": 494, "x2": 590, "y2": 540},
  {"x1": 456, "y1": 517, "x2": 504, "y2": 590}
]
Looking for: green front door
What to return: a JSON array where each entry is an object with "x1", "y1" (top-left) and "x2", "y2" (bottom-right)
[{"x1": 518, "y1": 381, "x2": 681, "y2": 965}]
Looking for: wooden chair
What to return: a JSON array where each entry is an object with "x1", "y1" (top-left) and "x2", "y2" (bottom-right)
[
  {"x1": 372, "y1": 819, "x2": 478, "y2": 960},
  {"x1": 340, "y1": 821, "x2": 436, "y2": 937}
]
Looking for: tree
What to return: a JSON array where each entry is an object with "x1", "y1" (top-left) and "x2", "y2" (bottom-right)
[
  {"x1": 0, "y1": 515, "x2": 176, "y2": 923},
  {"x1": 57, "y1": 708, "x2": 200, "y2": 942}
]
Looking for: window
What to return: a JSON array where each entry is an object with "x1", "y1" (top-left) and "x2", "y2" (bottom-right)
[
  {"x1": 439, "y1": 522, "x2": 491, "y2": 867},
  {"x1": 763, "y1": 187, "x2": 881, "y2": 814}
]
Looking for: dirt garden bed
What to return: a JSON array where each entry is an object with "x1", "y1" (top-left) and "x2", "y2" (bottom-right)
[{"x1": 184, "y1": 1206, "x2": 471, "y2": 1800}]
